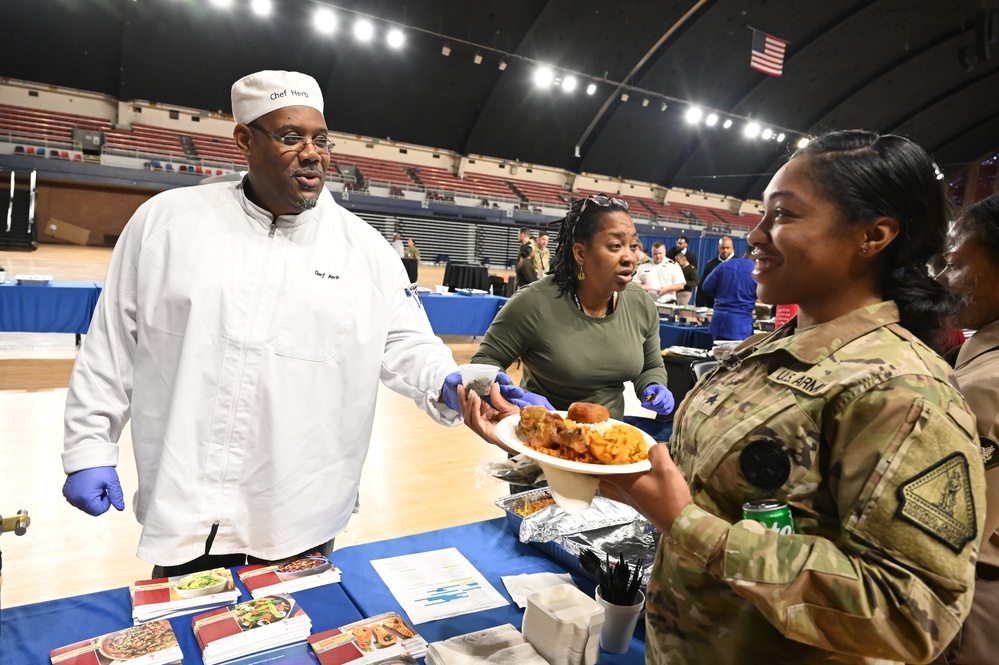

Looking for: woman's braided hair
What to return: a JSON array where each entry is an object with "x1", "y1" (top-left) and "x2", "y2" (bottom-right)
[{"x1": 550, "y1": 195, "x2": 630, "y2": 297}]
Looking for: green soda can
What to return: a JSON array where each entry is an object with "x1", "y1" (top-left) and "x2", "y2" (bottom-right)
[{"x1": 742, "y1": 499, "x2": 794, "y2": 535}]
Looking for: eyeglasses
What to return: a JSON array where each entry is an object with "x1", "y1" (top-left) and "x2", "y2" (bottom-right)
[
  {"x1": 576, "y1": 193, "x2": 629, "y2": 215},
  {"x1": 247, "y1": 123, "x2": 335, "y2": 155}
]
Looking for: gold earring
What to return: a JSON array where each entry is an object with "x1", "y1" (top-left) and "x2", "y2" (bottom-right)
[{"x1": 578, "y1": 266, "x2": 586, "y2": 281}]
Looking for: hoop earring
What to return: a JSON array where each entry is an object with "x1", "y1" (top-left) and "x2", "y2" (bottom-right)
[{"x1": 577, "y1": 266, "x2": 586, "y2": 281}]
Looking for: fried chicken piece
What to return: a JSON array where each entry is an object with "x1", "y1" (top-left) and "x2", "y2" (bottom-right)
[
  {"x1": 555, "y1": 425, "x2": 592, "y2": 454},
  {"x1": 516, "y1": 406, "x2": 566, "y2": 450}
]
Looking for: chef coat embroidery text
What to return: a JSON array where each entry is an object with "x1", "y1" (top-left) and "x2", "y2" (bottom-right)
[{"x1": 314, "y1": 270, "x2": 340, "y2": 280}]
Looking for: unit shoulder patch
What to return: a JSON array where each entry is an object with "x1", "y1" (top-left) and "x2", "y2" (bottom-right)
[
  {"x1": 982, "y1": 437, "x2": 999, "y2": 470},
  {"x1": 896, "y1": 453, "x2": 977, "y2": 553},
  {"x1": 767, "y1": 368, "x2": 829, "y2": 396}
]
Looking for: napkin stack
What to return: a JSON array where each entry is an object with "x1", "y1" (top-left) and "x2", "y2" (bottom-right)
[
  {"x1": 522, "y1": 584, "x2": 604, "y2": 665},
  {"x1": 425, "y1": 624, "x2": 547, "y2": 665}
]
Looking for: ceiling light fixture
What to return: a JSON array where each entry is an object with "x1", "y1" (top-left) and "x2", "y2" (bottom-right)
[
  {"x1": 685, "y1": 106, "x2": 703, "y2": 124},
  {"x1": 723, "y1": 118, "x2": 733, "y2": 129},
  {"x1": 776, "y1": 132, "x2": 786, "y2": 142},
  {"x1": 797, "y1": 137, "x2": 810, "y2": 149},
  {"x1": 705, "y1": 113, "x2": 718, "y2": 126},
  {"x1": 250, "y1": 0, "x2": 270, "y2": 16},
  {"x1": 586, "y1": 83, "x2": 597, "y2": 95},
  {"x1": 562, "y1": 76, "x2": 578, "y2": 92},
  {"x1": 313, "y1": 7, "x2": 336, "y2": 35},
  {"x1": 441, "y1": 44, "x2": 451, "y2": 56},
  {"x1": 354, "y1": 18, "x2": 374, "y2": 41},
  {"x1": 660, "y1": 102, "x2": 668, "y2": 111},
  {"x1": 744, "y1": 122, "x2": 761, "y2": 138},
  {"x1": 642, "y1": 98, "x2": 649, "y2": 107},
  {"x1": 620, "y1": 92, "x2": 629, "y2": 102},
  {"x1": 498, "y1": 59, "x2": 507, "y2": 71},
  {"x1": 533, "y1": 67, "x2": 555, "y2": 87},
  {"x1": 761, "y1": 128, "x2": 773, "y2": 140},
  {"x1": 473, "y1": 53, "x2": 483, "y2": 65},
  {"x1": 386, "y1": 28, "x2": 405, "y2": 48}
]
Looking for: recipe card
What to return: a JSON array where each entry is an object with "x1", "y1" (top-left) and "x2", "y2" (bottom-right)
[{"x1": 369, "y1": 547, "x2": 508, "y2": 624}]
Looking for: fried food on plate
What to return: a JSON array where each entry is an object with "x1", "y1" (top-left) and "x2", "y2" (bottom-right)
[
  {"x1": 567, "y1": 402, "x2": 610, "y2": 424},
  {"x1": 515, "y1": 404, "x2": 647, "y2": 465}
]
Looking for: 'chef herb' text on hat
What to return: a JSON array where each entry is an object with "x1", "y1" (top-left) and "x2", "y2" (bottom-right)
[{"x1": 231, "y1": 70, "x2": 324, "y2": 126}]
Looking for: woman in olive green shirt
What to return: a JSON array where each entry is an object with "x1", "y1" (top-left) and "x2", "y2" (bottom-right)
[{"x1": 472, "y1": 195, "x2": 672, "y2": 421}]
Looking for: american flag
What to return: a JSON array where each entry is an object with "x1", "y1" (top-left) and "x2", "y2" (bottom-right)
[{"x1": 750, "y1": 29, "x2": 787, "y2": 77}]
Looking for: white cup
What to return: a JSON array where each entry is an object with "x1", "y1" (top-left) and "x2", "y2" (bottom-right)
[
  {"x1": 458, "y1": 363, "x2": 499, "y2": 396},
  {"x1": 594, "y1": 587, "x2": 644, "y2": 654}
]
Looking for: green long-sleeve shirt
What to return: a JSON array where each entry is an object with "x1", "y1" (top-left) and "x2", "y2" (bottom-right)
[{"x1": 472, "y1": 276, "x2": 668, "y2": 420}]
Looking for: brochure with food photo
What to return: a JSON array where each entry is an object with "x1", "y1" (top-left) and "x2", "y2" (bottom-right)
[
  {"x1": 131, "y1": 567, "x2": 240, "y2": 623},
  {"x1": 333, "y1": 612, "x2": 427, "y2": 659},
  {"x1": 192, "y1": 594, "x2": 312, "y2": 665},
  {"x1": 308, "y1": 627, "x2": 418, "y2": 665},
  {"x1": 237, "y1": 554, "x2": 342, "y2": 598},
  {"x1": 49, "y1": 619, "x2": 182, "y2": 665}
]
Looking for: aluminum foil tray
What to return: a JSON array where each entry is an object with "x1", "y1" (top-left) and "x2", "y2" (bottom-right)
[{"x1": 495, "y1": 489, "x2": 659, "y2": 585}]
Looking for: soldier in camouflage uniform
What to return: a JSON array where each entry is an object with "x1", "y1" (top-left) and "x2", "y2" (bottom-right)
[
  {"x1": 599, "y1": 131, "x2": 986, "y2": 664},
  {"x1": 929, "y1": 193, "x2": 999, "y2": 665}
]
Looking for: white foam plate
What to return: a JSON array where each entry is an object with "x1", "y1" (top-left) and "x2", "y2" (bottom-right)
[{"x1": 494, "y1": 412, "x2": 654, "y2": 475}]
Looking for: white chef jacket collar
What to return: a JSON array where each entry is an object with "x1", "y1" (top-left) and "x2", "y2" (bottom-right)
[{"x1": 236, "y1": 174, "x2": 322, "y2": 230}]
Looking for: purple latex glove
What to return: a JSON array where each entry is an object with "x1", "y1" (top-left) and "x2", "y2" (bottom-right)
[
  {"x1": 641, "y1": 384, "x2": 675, "y2": 416},
  {"x1": 62, "y1": 466, "x2": 125, "y2": 516},
  {"x1": 442, "y1": 370, "x2": 514, "y2": 411},
  {"x1": 498, "y1": 384, "x2": 556, "y2": 410}
]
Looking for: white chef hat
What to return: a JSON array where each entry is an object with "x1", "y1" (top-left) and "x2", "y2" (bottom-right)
[{"x1": 230, "y1": 70, "x2": 324, "y2": 125}]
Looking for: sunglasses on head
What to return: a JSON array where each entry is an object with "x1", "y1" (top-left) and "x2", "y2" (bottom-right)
[{"x1": 575, "y1": 194, "x2": 629, "y2": 215}]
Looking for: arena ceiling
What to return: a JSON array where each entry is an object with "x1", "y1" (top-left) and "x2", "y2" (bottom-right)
[{"x1": 3, "y1": 0, "x2": 998, "y2": 201}]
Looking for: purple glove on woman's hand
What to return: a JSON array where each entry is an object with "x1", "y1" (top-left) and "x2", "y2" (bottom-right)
[
  {"x1": 498, "y1": 384, "x2": 555, "y2": 410},
  {"x1": 641, "y1": 384, "x2": 675, "y2": 416}
]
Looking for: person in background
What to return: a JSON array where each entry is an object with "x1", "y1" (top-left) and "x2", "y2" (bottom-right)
[
  {"x1": 533, "y1": 230, "x2": 550, "y2": 277},
  {"x1": 518, "y1": 227, "x2": 534, "y2": 254},
  {"x1": 403, "y1": 237, "x2": 421, "y2": 262},
  {"x1": 667, "y1": 234, "x2": 697, "y2": 267},
  {"x1": 929, "y1": 192, "x2": 999, "y2": 665},
  {"x1": 635, "y1": 241, "x2": 686, "y2": 304},
  {"x1": 674, "y1": 252, "x2": 699, "y2": 306},
  {"x1": 592, "y1": 130, "x2": 984, "y2": 664},
  {"x1": 59, "y1": 70, "x2": 506, "y2": 577},
  {"x1": 471, "y1": 194, "x2": 673, "y2": 422},
  {"x1": 390, "y1": 231, "x2": 404, "y2": 258},
  {"x1": 515, "y1": 244, "x2": 538, "y2": 290},
  {"x1": 701, "y1": 245, "x2": 757, "y2": 341},
  {"x1": 696, "y1": 236, "x2": 735, "y2": 307},
  {"x1": 635, "y1": 241, "x2": 650, "y2": 265}
]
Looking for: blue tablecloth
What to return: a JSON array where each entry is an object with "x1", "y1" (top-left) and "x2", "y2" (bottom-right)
[
  {"x1": 0, "y1": 281, "x2": 102, "y2": 334},
  {"x1": 658, "y1": 321, "x2": 713, "y2": 350},
  {"x1": 0, "y1": 572, "x2": 362, "y2": 665},
  {"x1": 335, "y1": 518, "x2": 645, "y2": 664},
  {"x1": 421, "y1": 293, "x2": 508, "y2": 337}
]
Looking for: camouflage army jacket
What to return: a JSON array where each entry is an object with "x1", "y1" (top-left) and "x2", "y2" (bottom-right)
[{"x1": 649, "y1": 301, "x2": 985, "y2": 665}]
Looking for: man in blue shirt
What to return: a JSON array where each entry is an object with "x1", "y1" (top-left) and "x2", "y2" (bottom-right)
[{"x1": 701, "y1": 247, "x2": 756, "y2": 341}]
